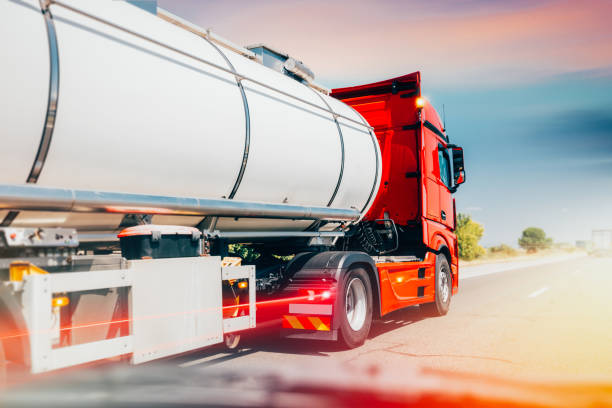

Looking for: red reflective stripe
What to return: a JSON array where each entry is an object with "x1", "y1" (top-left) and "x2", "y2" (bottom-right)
[{"x1": 283, "y1": 315, "x2": 332, "y2": 331}]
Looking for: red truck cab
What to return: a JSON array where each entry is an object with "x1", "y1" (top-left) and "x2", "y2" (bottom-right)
[{"x1": 331, "y1": 72, "x2": 465, "y2": 317}]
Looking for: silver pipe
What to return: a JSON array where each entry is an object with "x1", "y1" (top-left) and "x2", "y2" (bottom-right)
[
  {"x1": 209, "y1": 231, "x2": 346, "y2": 239},
  {"x1": 79, "y1": 230, "x2": 346, "y2": 242},
  {"x1": 48, "y1": 1, "x2": 373, "y2": 131},
  {"x1": 0, "y1": 184, "x2": 361, "y2": 222},
  {"x1": 78, "y1": 233, "x2": 118, "y2": 242}
]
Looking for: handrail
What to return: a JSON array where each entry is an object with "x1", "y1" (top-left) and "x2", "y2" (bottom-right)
[{"x1": 48, "y1": 1, "x2": 373, "y2": 130}]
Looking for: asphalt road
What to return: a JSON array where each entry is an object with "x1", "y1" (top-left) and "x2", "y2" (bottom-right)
[{"x1": 170, "y1": 254, "x2": 612, "y2": 380}]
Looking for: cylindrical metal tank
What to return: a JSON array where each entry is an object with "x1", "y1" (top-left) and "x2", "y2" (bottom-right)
[{"x1": 0, "y1": 0, "x2": 381, "y2": 233}]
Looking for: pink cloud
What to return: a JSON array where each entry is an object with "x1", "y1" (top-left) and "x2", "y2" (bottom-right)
[{"x1": 160, "y1": 0, "x2": 612, "y2": 87}]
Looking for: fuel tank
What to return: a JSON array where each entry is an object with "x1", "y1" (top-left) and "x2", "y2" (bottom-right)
[{"x1": 0, "y1": 0, "x2": 381, "y2": 233}]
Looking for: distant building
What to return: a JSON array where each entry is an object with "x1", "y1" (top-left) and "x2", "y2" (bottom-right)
[{"x1": 592, "y1": 230, "x2": 612, "y2": 249}]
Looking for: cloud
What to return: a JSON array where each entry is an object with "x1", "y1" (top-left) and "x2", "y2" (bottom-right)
[
  {"x1": 529, "y1": 108, "x2": 612, "y2": 159},
  {"x1": 159, "y1": 0, "x2": 612, "y2": 88}
]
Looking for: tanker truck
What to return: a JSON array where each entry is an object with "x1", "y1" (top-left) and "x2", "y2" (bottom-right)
[{"x1": 0, "y1": 0, "x2": 466, "y2": 378}]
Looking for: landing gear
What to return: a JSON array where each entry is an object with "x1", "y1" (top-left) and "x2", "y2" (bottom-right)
[
  {"x1": 421, "y1": 253, "x2": 452, "y2": 316},
  {"x1": 338, "y1": 267, "x2": 373, "y2": 348}
]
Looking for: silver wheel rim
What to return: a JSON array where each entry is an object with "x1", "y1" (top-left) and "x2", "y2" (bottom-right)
[
  {"x1": 345, "y1": 277, "x2": 367, "y2": 331},
  {"x1": 440, "y1": 267, "x2": 450, "y2": 304}
]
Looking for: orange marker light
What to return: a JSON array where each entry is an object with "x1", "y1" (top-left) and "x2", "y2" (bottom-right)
[
  {"x1": 52, "y1": 296, "x2": 70, "y2": 307},
  {"x1": 416, "y1": 97, "x2": 426, "y2": 109},
  {"x1": 238, "y1": 281, "x2": 248, "y2": 289}
]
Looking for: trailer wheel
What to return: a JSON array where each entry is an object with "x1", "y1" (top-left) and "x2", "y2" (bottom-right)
[
  {"x1": 421, "y1": 253, "x2": 452, "y2": 317},
  {"x1": 338, "y1": 267, "x2": 373, "y2": 348},
  {"x1": 224, "y1": 333, "x2": 241, "y2": 352}
]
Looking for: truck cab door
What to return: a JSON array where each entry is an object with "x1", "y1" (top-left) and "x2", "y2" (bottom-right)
[
  {"x1": 437, "y1": 145, "x2": 454, "y2": 229},
  {"x1": 423, "y1": 129, "x2": 441, "y2": 223}
]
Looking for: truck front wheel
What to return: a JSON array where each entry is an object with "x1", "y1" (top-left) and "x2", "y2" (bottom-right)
[
  {"x1": 421, "y1": 253, "x2": 452, "y2": 317},
  {"x1": 338, "y1": 267, "x2": 373, "y2": 348}
]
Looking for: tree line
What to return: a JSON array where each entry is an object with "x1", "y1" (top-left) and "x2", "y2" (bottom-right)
[{"x1": 455, "y1": 214, "x2": 553, "y2": 261}]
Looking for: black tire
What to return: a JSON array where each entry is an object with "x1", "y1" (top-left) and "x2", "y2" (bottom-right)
[
  {"x1": 421, "y1": 253, "x2": 452, "y2": 317},
  {"x1": 337, "y1": 267, "x2": 373, "y2": 349}
]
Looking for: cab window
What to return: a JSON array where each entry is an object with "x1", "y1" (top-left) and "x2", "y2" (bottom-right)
[{"x1": 438, "y1": 145, "x2": 451, "y2": 189}]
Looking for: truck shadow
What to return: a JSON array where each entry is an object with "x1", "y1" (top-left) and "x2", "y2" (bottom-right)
[
  {"x1": 368, "y1": 306, "x2": 425, "y2": 339},
  {"x1": 173, "y1": 306, "x2": 428, "y2": 366},
  {"x1": 242, "y1": 306, "x2": 426, "y2": 356}
]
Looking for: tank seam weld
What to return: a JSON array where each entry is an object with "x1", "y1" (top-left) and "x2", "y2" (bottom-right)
[
  {"x1": 307, "y1": 89, "x2": 345, "y2": 209},
  {"x1": 205, "y1": 42, "x2": 251, "y2": 200},
  {"x1": 2, "y1": 0, "x2": 59, "y2": 227},
  {"x1": 344, "y1": 105, "x2": 380, "y2": 216},
  {"x1": 299, "y1": 86, "x2": 344, "y2": 232},
  {"x1": 195, "y1": 36, "x2": 251, "y2": 231}
]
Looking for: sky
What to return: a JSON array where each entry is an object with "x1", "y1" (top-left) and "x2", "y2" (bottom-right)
[{"x1": 158, "y1": 0, "x2": 612, "y2": 247}]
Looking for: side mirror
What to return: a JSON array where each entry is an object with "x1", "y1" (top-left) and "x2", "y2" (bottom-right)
[{"x1": 448, "y1": 145, "x2": 465, "y2": 191}]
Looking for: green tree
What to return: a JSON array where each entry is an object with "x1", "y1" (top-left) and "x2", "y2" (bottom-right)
[
  {"x1": 518, "y1": 227, "x2": 552, "y2": 253},
  {"x1": 228, "y1": 243, "x2": 260, "y2": 262},
  {"x1": 456, "y1": 213, "x2": 485, "y2": 261}
]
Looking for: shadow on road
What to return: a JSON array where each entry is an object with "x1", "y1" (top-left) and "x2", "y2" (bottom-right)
[
  {"x1": 174, "y1": 305, "x2": 429, "y2": 366},
  {"x1": 169, "y1": 305, "x2": 430, "y2": 369},
  {"x1": 368, "y1": 305, "x2": 425, "y2": 339}
]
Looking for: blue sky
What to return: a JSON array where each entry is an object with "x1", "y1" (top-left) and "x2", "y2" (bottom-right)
[{"x1": 158, "y1": 0, "x2": 612, "y2": 246}]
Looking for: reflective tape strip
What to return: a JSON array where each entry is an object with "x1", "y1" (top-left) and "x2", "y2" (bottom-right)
[
  {"x1": 308, "y1": 317, "x2": 330, "y2": 331},
  {"x1": 289, "y1": 303, "x2": 333, "y2": 315},
  {"x1": 282, "y1": 315, "x2": 305, "y2": 330},
  {"x1": 282, "y1": 315, "x2": 331, "y2": 331}
]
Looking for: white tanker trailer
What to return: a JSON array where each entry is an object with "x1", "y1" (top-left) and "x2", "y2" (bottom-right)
[
  {"x1": 0, "y1": 0, "x2": 380, "y2": 237},
  {"x1": 0, "y1": 0, "x2": 465, "y2": 380}
]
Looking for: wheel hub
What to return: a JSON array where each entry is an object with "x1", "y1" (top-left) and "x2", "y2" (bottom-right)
[
  {"x1": 440, "y1": 268, "x2": 450, "y2": 303},
  {"x1": 345, "y1": 277, "x2": 367, "y2": 331}
]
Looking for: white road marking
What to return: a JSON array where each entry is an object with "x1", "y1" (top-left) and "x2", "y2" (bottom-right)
[{"x1": 528, "y1": 286, "x2": 549, "y2": 298}]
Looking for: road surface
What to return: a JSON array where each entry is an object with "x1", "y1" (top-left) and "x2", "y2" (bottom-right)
[{"x1": 170, "y1": 254, "x2": 612, "y2": 379}]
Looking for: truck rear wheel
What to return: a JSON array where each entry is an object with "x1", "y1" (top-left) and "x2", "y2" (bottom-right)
[
  {"x1": 338, "y1": 267, "x2": 373, "y2": 348},
  {"x1": 421, "y1": 253, "x2": 452, "y2": 317}
]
